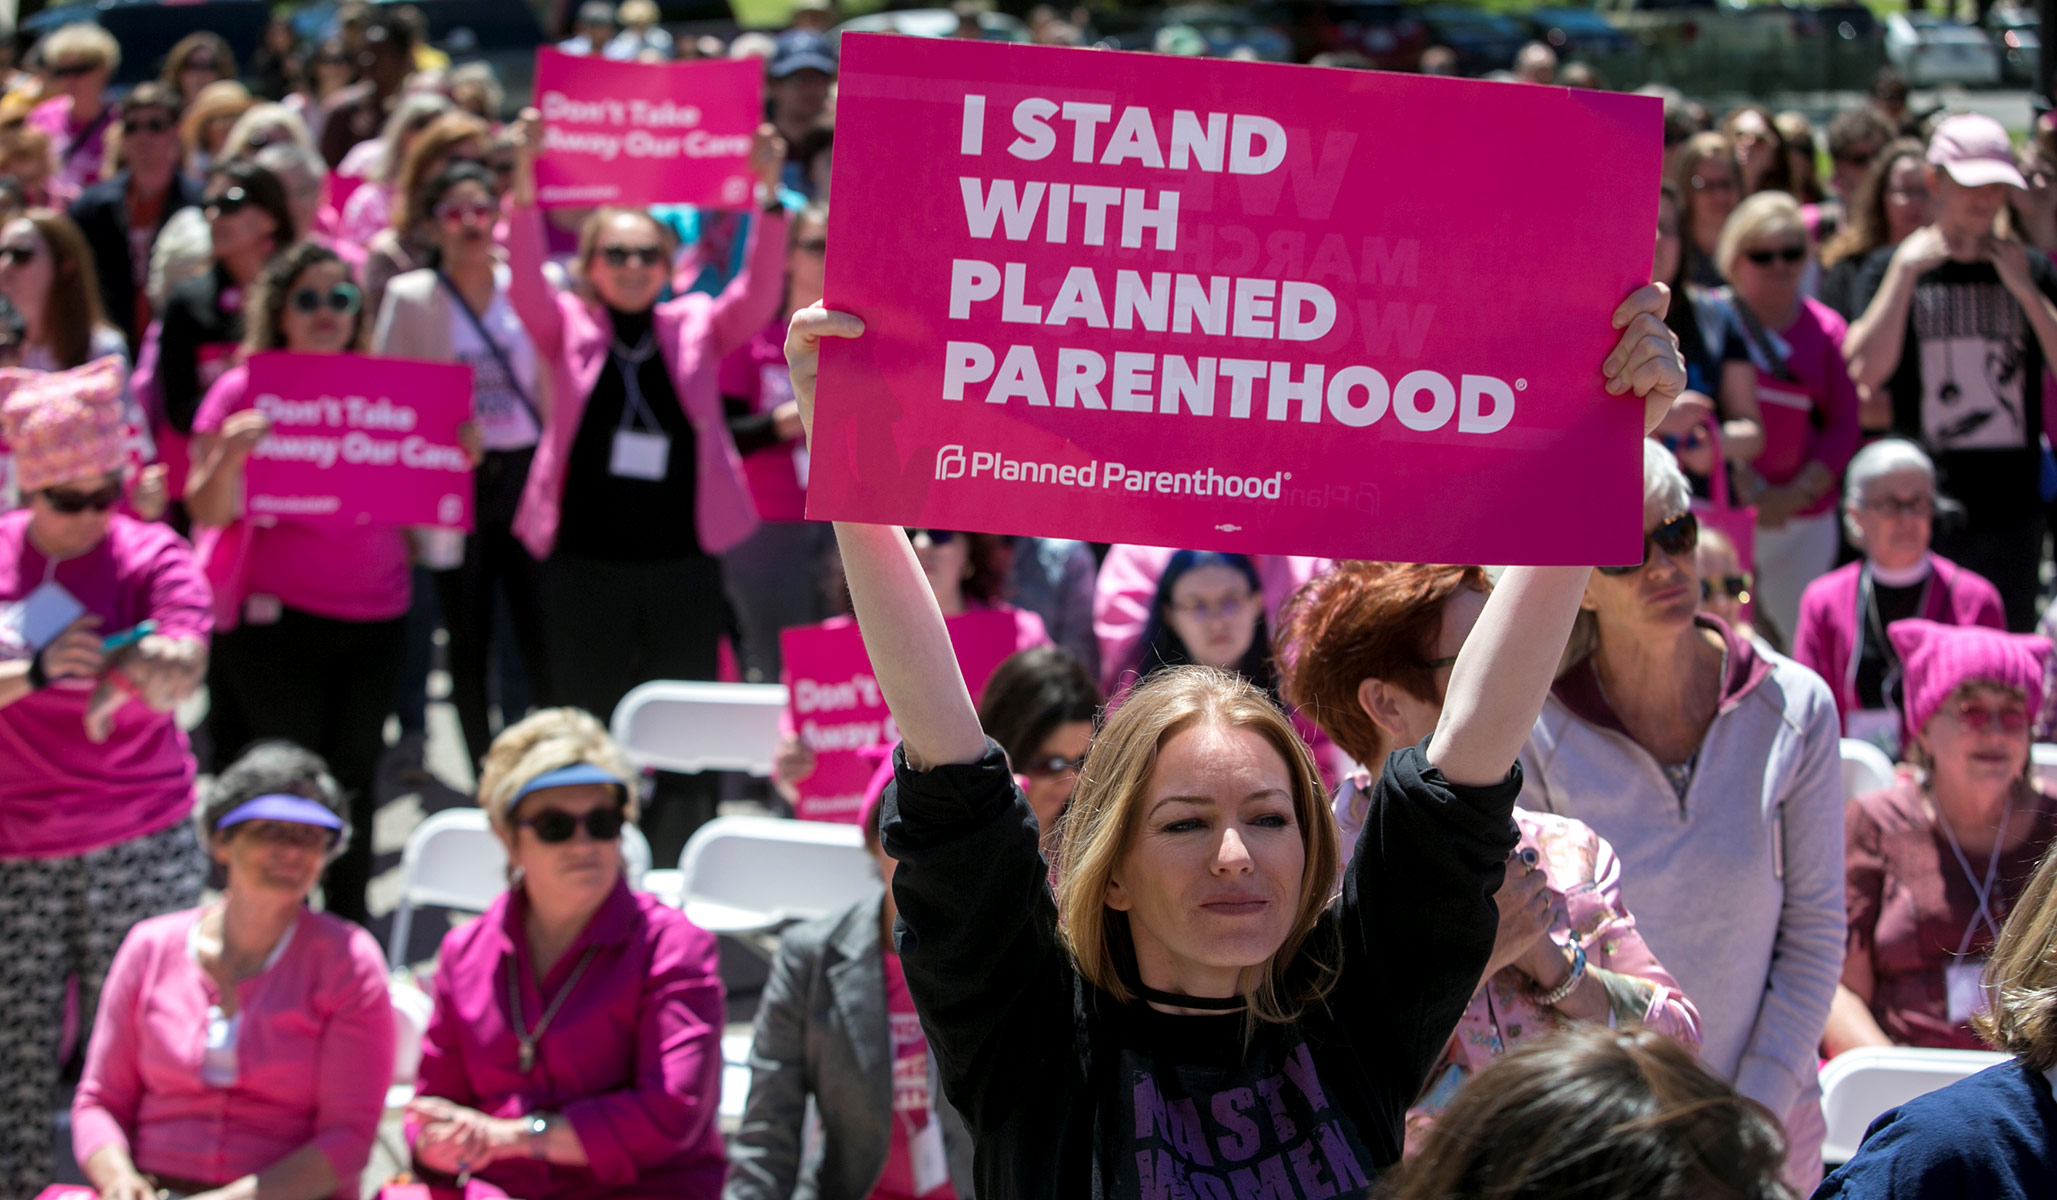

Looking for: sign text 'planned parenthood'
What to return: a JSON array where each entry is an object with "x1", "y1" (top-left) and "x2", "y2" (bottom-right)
[
  {"x1": 809, "y1": 37, "x2": 1660, "y2": 564},
  {"x1": 534, "y1": 49, "x2": 762, "y2": 209}
]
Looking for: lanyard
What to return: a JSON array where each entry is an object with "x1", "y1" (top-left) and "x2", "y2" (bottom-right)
[
  {"x1": 1853, "y1": 562, "x2": 1931, "y2": 709},
  {"x1": 1937, "y1": 801, "x2": 2013, "y2": 959},
  {"x1": 610, "y1": 332, "x2": 662, "y2": 434}
]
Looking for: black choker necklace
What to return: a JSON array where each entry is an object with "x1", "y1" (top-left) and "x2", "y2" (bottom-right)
[{"x1": 1135, "y1": 983, "x2": 1246, "y2": 1011}]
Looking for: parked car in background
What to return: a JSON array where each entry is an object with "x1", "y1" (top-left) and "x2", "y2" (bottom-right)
[
  {"x1": 1417, "y1": 5, "x2": 1528, "y2": 74},
  {"x1": 1144, "y1": 5, "x2": 1294, "y2": 60},
  {"x1": 1527, "y1": 8, "x2": 1636, "y2": 57},
  {"x1": 1263, "y1": 1, "x2": 1429, "y2": 70},
  {"x1": 1885, "y1": 12, "x2": 2002, "y2": 87},
  {"x1": 23, "y1": 0, "x2": 271, "y2": 86},
  {"x1": 1985, "y1": 6, "x2": 2041, "y2": 84}
]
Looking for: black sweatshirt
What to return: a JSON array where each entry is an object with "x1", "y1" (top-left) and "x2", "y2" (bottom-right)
[{"x1": 881, "y1": 740, "x2": 1521, "y2": 1200}]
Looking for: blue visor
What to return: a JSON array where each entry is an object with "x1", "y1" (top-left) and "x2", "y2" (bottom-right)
[
  {"x1": 513, "y1": 762, "x2": 629, "y2": 806},
  {"x1": 214, "y1": 793, "x2": 345, "y2": 832}
]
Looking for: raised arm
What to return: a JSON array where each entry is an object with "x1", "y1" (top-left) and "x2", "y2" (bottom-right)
[
  {"x1": 504, "y1": 110, "x2": 566, "y2": 360},
  {"x1": 1844, "y1": 228, "x2": 1946, "y2": 390},
  {"x1": 785, "y1": 305, "x2": 987, "y2": 770},
  {"x1": 1427, "y1": 284, "x2": 1686, "y2": 786}
]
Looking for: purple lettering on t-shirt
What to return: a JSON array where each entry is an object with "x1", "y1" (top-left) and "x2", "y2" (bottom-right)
[
  {"x1": 1253, "y1": 1074, "x2": 1300, "y2": 1143},
  {"x1": 1167, "y1": 1096, "x2": 1216, "y2": 1166},
  {"x1": 1280, "y1": 1042, "x2": 1330, "y2": 1110},
  {"x1": 1136, "y1": 1072, "x2": 1169, "y2": 1139},
  {"x1": 1314, "y1": 1121, "x2": 1370, "y2": 1192},
  {"x1": 1191, "y1": 1172, "x2": 1235, "y2": 1200},
  {"x1": 1226, "y1": 1155, "x2": 1298, "y2": 1200},
  {"x1": 1137, "y1": 1148, "x2": 1195, "y2": 1200},
  {"x1": 1288, "y1": 1140, "x2": 1338, "y2": 1200},
  {"x1": 1211, "y1": 1087, "x2": 1262, "y2": 1163}
]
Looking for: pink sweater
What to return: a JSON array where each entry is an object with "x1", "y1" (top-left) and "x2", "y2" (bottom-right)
[
  {"x1": 1793, "y1": 554, "x2": 2007, "y2": 732},
  {"x1": 72, "y1": 906, "x2": 393, "y2": 1195}
]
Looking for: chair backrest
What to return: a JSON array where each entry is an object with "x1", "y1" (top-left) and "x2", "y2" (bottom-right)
[
  {"x1": 611, "y1": 681, "x2": 790, "y2": 776},
  {"x1": 2033, "y1": 743, "x2": 2057, "y2": 795},
  {"x1": 386, "y1": 808, "x2": 653, "y2": 972},
  {"x1": 1840, "y1": 737, "x2": 1897, "y2": 801},
  {"x1": 389, "y1": 977, "x2": 435, "y2": 1089},
  {"x1": 677, "y1": 815, "x2": 875, "y2": 934},
  {"x1": 1818, "y1": 1046, "x2": 2010, "y2": 1164}
]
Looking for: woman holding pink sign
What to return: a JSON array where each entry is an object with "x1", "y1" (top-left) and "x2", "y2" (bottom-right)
[
  {"x1": 777, "y1": 278, "x2": 1686, "y2": 1194},
  {"x1": 185, "y1": 242, "x2": 409, "y2": 927}
]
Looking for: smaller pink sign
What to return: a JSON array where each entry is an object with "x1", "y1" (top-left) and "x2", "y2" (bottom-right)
[
  {"x1": 782, "y1": 610, "x2": 1020, "y2": 822},
  {"x1": 241, "y1": 352, "x2": 475, "y2": 530},
  {"x1": 533, "y1": 48, "x2": 764, "y2": 210}
]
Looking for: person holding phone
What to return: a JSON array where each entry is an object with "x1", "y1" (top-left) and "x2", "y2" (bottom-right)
[{"x1": 0, "y1": 356, "x2": 212, "y2": 1200}]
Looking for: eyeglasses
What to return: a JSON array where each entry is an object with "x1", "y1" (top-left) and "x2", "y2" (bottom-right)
[
  {"x1": 1886, "y1": 186, "x2": 1931, "y2": 204},
  {"x1": 1598, "y1": 510, "x2": 1699, "y2": 575},
  {"x1": 1700, "y1": 573, "x2": 1751, "y2": 602},
  {"x1": 1689, "y1": 173, "x2": 1738, "y2": 194},
  {"x1": 520, "y1": 805, "x2": 627, "y2": 844},
  {"x1": 240, "y1": 820, "x2": 334, "y2": 848},
  {"x1": 1744, "y1": 245, "x2": 1808, "y2": 266},
  {"x1": 435, "y1": 201, "x2": 496, "y2": 226},
  {"x1": 904, "y1": 528, "x2": 956, "y2": 545},
  {"x1": 1021, "y1": 754, "x2": 1084, "y2": 778},
  {"x1": 797, "y1": 238, "x2": 827, "y2": 255},
  {"x1": 204, "y1": 187, "x2": 253, "y2": 218},
  {"x1": 121, "y1": 117, "x2": 174, "y2": 137},
  {"x1": 1424, "y1": 654, "x2": 1459, "y2": 670},
  {"x1": 47, "y1": 61, "x2": 100, "y2": 78},
  {"x1": 43, "y1": 480, "x2": 122, "y2": 514},
  {"x1": 1955, "y1": 700, "x2": 2030, "y2": 735},
  {"x1": 0, "y1": 245, "x2": 39, "y2": 268},
  {"x1": 600, "y1": 244, "x2": 666, "y2": 268},
  {"x1": 1862, "y1": 494, "x2": 1933, "y2": 518},
  {"x1": 1170, "y1": 593, "x2": 1255, "y2": 621},
  {"x1": 1660, "y1": 426, "x2": 1709, "y2": 454},
  {"x1": 289, "y1": 282, "x2": 361, "y2": 316}
]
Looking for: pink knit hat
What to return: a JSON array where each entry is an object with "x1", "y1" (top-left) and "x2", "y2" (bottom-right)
[
  {"x1": 0, "y1": 357, "x2": 131, "y2": 494},
  {"x1": 1888, "y1": 619, "x2": 2053, "y2": 735}
]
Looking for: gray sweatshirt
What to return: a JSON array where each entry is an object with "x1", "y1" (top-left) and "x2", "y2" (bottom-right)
[{"x1": 1517, "y1": 621, "x2": 1845, "y2": 1137}]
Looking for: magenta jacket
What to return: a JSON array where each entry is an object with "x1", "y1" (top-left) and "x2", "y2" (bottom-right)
[
  {"x1": 1792, "y1": 555, "x2": 2006, "y2": 730},
  {"x1": 506, "y1": 201, "x2": 785, "y2": 561},
  {"x1": 410, "y1": 877, "x2": 727, "y2": 1199}
]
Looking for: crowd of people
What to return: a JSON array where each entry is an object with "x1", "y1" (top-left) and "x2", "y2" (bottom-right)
[{"x1": 2, "y1": 4, "x2": 2057, "y2": 1200}]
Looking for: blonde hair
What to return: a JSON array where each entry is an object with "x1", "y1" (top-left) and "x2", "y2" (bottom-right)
[
  {"x1": 1977, "y1": 841, "x2": 2057, "y2": 1071},
  {"x1": 476, "y1": 708, "x2": 638, "y2": 835},
  {"x1": 179, "y1": 81, "x2": 255, "y2": 158},
  {"x1": 390, "y1": 110, "x2": 489, "y2": 234},
  {"x1": 1055, "y1": 666, "x2": 1341, "y2": 1024},
  {"x1": 1715, "y1": 190, "x2": 1808, "y2": 281},
  {"x1": 40, "y1": 24, "x2": 119, "y2": 73}
]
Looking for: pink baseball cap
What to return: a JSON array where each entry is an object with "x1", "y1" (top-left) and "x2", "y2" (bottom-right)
[
  {"x1": 1887, "y1": 619, "x2": 2052, "y2": 736},
  {"x1": 1926, "y1": 114, "x2": 2028, "y2": 190}
]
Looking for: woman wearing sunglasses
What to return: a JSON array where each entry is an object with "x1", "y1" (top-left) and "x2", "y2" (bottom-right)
[
  {"x1": 375, "y1": 161, "x2": 551, "y2": 768},
  {"x1": 1825, "y1": 620, "x2": 2057, "y2": 1060},
  {"x1": 1794, "y1": 438, "x2": 2005, "y2": 751},
  {"x1": 1518, "y1": 438, "x2": 1846, "y2": 1191},
  {"x1": 184, "y1": 242, "x2": 408, "y2": 928},
  {"x1": 407, "y1": 707, "x2": 727, "y2": 1199},
  {"x1": 778, "y1": 281, "x2": 1684, "y2": 1197},
  {"x1": 502, "y1": 108, "x2": 784, "y2": 748},
  {"x1": 26, "y1": 22, "x2": 119, "y2": 196},
  {"x1": 160, "y1": 33, "x2": 238, "y2": 111},
  {"x1": 1715, "y1": 191, "x2": 1863, "y2": 642},
  {"x1": 1693, "y1": 524, "x2": 1778, "y2": 654},
  {"x1": 976, "y1": 645, "x2": 1102, "y2": 854},
  {"x1": 0, "y1": 357, "x2": 212, "y2": 1200},
  {"x1": 73, "y1": 742, "x2": 393, "y2": 1200}
]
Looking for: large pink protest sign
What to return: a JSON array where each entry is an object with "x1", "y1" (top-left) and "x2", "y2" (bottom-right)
[
  {"x1": 782, "y1": 610, "x2": 1020, "y2": 822},
  {"x1": 809, "y1": 37, "x2": 1660, "y2": 565},
  {"x1": 533, "y1": 49, "x2": 762, "y2": 210},
  {"x1": 242, "y1": 352, "x2": 475, "y2": 530}
]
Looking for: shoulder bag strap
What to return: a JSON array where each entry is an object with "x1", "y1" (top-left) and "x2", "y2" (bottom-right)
[{"x1": 438, "y1": 269, "x2": 542, "y2": 425}]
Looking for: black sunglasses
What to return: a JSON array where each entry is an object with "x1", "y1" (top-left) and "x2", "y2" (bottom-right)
[
  {"x1": 1598, "y1": 510, "x2": 1699, "y2": 575},
  {"x1": 1701, "y1": 573, "x2": 1751, "y2": 602},
  {"x1": 44, "y1": 480, "x2": 122, "y2": 514},
  {"x1": 904, "y1": 528, "x2": 957, "y2": 544},
  {"x1": 290, "y1": 282, "x2": 361, "y2": 316},
  {"x1": 1744, "y1": 246, "x2": 1807, "y2": 266},
  {"x1": 204, "y1": 187, "x2": 253, "y2": 218},
  {"x1": 600, "y1": 244, "x2": 666, "y2": 268},
  {"x1": 520, "y1": 805, "x2": 627, "y2": 844},
  {"x1": 797, "y1": 238, "x2": 827, "y2": 255},
  {"x1": 1021, "y1": 754, "x2": 1084, "y2": 779},
  {"x1": 0, "y1": 245, "x2": 38, "y2": 268},
  {"x1": 122, "y1": 116, "x2": 175, "y2": 136},
  {"x1": 48, "y1": 61, "x2": 100, "y2": 78}
]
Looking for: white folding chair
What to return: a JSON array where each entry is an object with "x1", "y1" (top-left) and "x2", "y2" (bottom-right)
[
  {"x1": 675, "y1": 815, "x2": 874, "y2": 936},
  {"x1": 1839, "y1": 738, "x2": 1896, "y2": 802},
  {"x1": 720, "y1": 1030, "x2": 755, "y2": 1129},
  {"x1": 386, "y1": 977, "x2": 435, "y2": 1111},
  {"x1": 611, "y1": 681, "x2": 791, "y2": 777},
  {"x1": 1818, "y1": 1046, "x2": 2009, "y2": 1164},
  {"x1": 386, "y1": 809, "x2": 653, "y2": 973},
  {"x1": 2033, "y1": 743, "x2": 2057, "y2": 795}
]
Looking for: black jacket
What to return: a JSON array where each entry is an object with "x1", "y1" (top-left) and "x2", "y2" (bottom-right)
[
  {"x1": 157, "y1": 264, "x2": 245, "y2": 435},
  {"x1": 68, "y1": 170, "x2": 204, "y2": 355},
  {"x1": 881, "y1": 740, "x2": 1520, "y2": 1200}
]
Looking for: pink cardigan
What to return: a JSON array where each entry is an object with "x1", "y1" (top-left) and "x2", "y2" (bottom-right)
[
  {"x1": 1792, "y1": 554, "x2": 2007, "y2": 730},
  {"x1": 71, "y1": 907, "x2": 393, "y2": 1196},
  {"x1": 506, "y1": 201, "x2": 783, "y2": 561}
]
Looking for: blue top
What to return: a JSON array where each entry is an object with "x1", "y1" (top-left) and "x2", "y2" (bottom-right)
[{"x1": 1812, "y1": 1058, "x2": 2057, "y2": 1200}]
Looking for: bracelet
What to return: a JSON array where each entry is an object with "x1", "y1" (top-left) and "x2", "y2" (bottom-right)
[
  {"x1": 1536, "y1": 940, "x2": 1586, "y2": 1008},
  {"x1": 24, "y1": 651, "x2": 48, "y2": 691}
]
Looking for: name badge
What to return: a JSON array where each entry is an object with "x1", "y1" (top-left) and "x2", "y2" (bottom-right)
[
  {"x1": 1947, "y1": 960, "x2": 1991, "y2": 1024},
  {"x1": 0, "y1": 580, "x2": 85, "y2": 655},
  {"x1": 610, "y1": 429, "x2": 670, "y2": 481},
  {"x1": 911, "y1": 1113, "x2": 950, "y2": 1195},
  {"x1": 244, "y1": 594, "x2": 283, "y2": 627}
]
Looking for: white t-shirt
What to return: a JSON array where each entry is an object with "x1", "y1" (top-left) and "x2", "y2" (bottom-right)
[{"x1": 446, "y1": 264, "x2": 541, "y2": 452}]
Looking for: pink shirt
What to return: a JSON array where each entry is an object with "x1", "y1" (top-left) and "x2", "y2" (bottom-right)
[
  {"x1": 193, "y1": 364, "x2": 412, "y2": 622},
  {"x1": 72, "y1": 906, "x2": 393, "y2": 1195},
  {"x1": 872, "y1": 952, "x2": 951, "y2": 1200},
  {"x1": 411, "y1": 877, "x2": 727, "y2": 1199},
  {"x1": 28, "y1": 95, "x2": 111, "y2": 195},
  {"x1": 717, "y1": 318, "x2": 807, "y2": 523},
  {"x1": 1744, "y1": 297, "x2": 1862, "y2": 517},
  {"x1": 0, "y1": 510, "x2": 210, "y2": 858}
]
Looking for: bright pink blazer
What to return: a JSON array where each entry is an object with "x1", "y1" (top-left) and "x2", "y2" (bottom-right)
[
  {"x1": 1792, "y1": 554, "x2": 2007, "y2": 730},
  {"x1": 506, "y1": 201, "x2": 785, "y2": 562},
  {"x1": 71, "y1": 907, "x2": 393, "y2": 1196},
  {"x1": 410, "y1": 876, "x2": 726, "y2": 1199}
]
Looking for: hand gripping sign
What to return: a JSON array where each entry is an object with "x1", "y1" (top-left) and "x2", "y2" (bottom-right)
[
  {"x1": 533, "y1": 48, "x2": 765, "y2": 209},
  {"x1": 241, "y1": 352, "x2": 475, "y2": 530},
  {"x1": 809, "y1": 36, "x2": 1660, "y2": 565}
]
